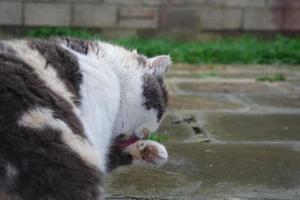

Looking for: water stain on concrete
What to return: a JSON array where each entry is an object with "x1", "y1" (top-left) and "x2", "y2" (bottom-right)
[{"x1": 205, "y1": 113, "x2": 300, "y2": 141}]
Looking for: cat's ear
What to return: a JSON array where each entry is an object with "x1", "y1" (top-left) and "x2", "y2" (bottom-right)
[{"x1": 147, "y1": 55, "x2": 171, "y2": 77}]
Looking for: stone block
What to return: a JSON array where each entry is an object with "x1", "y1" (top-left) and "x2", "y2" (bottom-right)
[
  {"x1": 148, "y1": 0, "x2": 185, "y2": 5},
  {"x1": 165, "y1": 0, "x2": 186, "y2": 5},
  {"x1": 25, "y1": 3, "x2": 71, "y2": 26},
  {"x1": 119, "y1": 7, "x2": 158, "y2": 28},
  {"x1": 282, "y1": 9, "x2": 300, "y2": 30},
  {"x1": 101, "y1": 28, "x2": 137, "y2": 38},
  {"x1": 226, "y1": 0, "x2": 267, "y2": 7},
  {"x1": 223, "y1": 8, "x2": 243, "y2": 29},
  {"x1": 205, "y1": 113, "x2": 300, "y2": 141},
  {"x1": 142, "y1": 0, "x2": 166, "y2": 5},
  {"x1": 199, "y1": 8, "x2": 223, "y2": 30},
  {"x1": 29, "y1": 0, "x2": 103, "y2": 2},
  {"x1": 0, "y1": 2, "x2": 22, "y2": 25},
  {"x1": 159, "y1": 8, "x2": 199, "y2": 29},
  {"x1": 118, "y1": 18, "x2": 158, "y2": 29},
  {"x1": 185, "y1": 0, "x2": 226, "y2": 6},
  {"x1": 267, "y1": 0, "x2": 300, "y2": 8},
  {"x1": 104, "y1": 0, "x2": 142, "y2": 4},
  {"x1": 105, "y1": 0, "x2": 184, "y2": 5},
  {"x1": 267, "y1": 0, "x2": 284, "y2": 7},
  {"x1": 120, "y1": 7, "x2": 158, "y2": 18},
  {"x1": 73, "y1": 4, "x2": 117, "y2": 27},
  {"x1": 200, "y1": 8, "x2": 242, "y2": 30},
  {"x1": 243, "y1": 8, "x2": 282, "y2": 30}
]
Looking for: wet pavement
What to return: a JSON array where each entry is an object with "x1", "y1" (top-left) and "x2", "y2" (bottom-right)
[{"x1": 107, "y1": 65, "x2": 300, "y2": 199}]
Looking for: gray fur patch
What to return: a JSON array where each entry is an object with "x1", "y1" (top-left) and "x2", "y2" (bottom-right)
[
  {"x1": 29, "y1": 39, "x2": 83, "y2": 104},
  {"x1": 107, "y1": 135, "x2": 133, "y2": 172},
  {"x1": 0, "y1": 42, "x2": 15, "y2": 55},
  {"x1": 62, "y1": 38, "x2": 95, "y2": 55},
  {"x1": 137, "y1": 55, "x2": 147, "y2": 66},
  {"x1": 142, "y1": 74, "x2": 168, "y2": 120}
]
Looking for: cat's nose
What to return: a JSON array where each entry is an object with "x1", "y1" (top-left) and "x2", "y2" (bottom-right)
[
  {"x1": 133, "y1": 128, "x2": 149, "y2": 139},
  {"x1": 142, "y1": 128, "x2": 150, "y2": 139}
]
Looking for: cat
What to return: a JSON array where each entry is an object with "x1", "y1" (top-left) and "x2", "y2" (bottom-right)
[{"x1": 0, "y1": 38, "x2": 170, "y2": 200}]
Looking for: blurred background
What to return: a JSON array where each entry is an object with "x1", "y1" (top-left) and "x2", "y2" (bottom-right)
[{"x1": 1, "y1": 0, "x2": 300, "y2": 199}]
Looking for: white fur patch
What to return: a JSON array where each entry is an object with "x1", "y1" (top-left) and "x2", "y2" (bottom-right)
[
  {"x1": 63, "y1": 41, "x2": 167, "y2": 170},
  {"x1": 3, "y1": 40, "x2": 74, "y2": 106},
  {"x1": 63, "y1": 47, "x2": 121, "y2": 172},
  {"x1": 65, "y1": 41, "x2": 165, "y2": 169},
  {"x1": 142, "y1": 140, "x2": 168, "y2": 166},
  {"x1": 18, "y1": 107, "x2": 100, "y2": 169},
  {"x1": 125, "y1": 140, "x2": 168, "y2": 166},
  {"x1": 93, "y1": 42, "x2": 161, "y2": 138}
]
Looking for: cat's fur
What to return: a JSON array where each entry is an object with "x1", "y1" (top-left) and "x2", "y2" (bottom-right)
[{"x1": 0, "y1": 38, "x2": 170, "y2": 200}]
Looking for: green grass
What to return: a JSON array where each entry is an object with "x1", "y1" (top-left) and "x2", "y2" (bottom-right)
[
  {"x1": 26, "y1": 27, "x2": 99, "y2": 40},
  {"x1": 256, "y1": 73, "x2": 286, "y2": 82},
  {"x1": 25, "y1": 27, "x2": 300, "y2": 65},
  {"x1": 146, "y1": 133, "x2": 168, "y2": 143}
]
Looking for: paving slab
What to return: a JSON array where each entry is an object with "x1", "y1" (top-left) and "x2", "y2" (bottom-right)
[
  {"x1": 278, "y1": 82, "x2": 300, "y2": 94},
  {"x1": 169, "y1": 64, "x2": 300, "y2": 80},
  {"x1": 157, "y1": 112, "x2": 195, "y2": 143},
  {"x1": 168, "y1": 95, "x2": 242, "y2": 110},
  {"x1": 205, "y1": 113, "x2": 300, "y2": 141},
  {"x1": 176, "y1": 81, "x2": 284, "y2": 94},
  {"x1": 107, "y1": 64, "x2": 300, "y2": 199},
  {"x1": 107, "y1": 143, "x2": 300, "y2": 199},
  {"x1": 213, "y1": 67, "x2": 300, "y2": 80},
  {"x1": 245, "y1": 94, "x2": 300, "y2": 108}
]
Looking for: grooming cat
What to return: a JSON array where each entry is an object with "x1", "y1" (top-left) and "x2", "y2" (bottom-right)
[{"x1": 0, "y1": 38, "x2": 170, "y2": 200}]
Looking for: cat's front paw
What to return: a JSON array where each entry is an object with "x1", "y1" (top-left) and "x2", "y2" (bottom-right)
[{"x1": 137, "y1": 140, "x2": 168, "y2": 166}]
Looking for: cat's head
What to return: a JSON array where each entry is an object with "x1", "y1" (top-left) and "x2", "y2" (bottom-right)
[{"x1": 112, "y1": 53, "x2": 171, "y2": 139}]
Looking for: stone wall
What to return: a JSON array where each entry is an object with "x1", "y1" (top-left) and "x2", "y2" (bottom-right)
[{"x1": 0, "y1": 0, "x2": 300, "y2": 38}]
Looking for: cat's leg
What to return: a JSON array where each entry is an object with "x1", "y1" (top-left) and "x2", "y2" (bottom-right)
[
  {"x1": 0, "y1": 129, "x2": 105, "y2": 200},
  {"x1": 1, "y1": 118, "x2": 105, "y2": 200},
  {"x1": 106, "y1": 144, "x2": 133, "y2": 172},
  {"x1": 0, "y1": 52, "x2": 105, "y2": 200},
  {"x1": 106, "y1": 135, "x2": 134, "y2": 172},
  {"x1": 106, "y1": 138, "x2": 168, "y2": 171},
  {"x1": 0, "y1": 136, "x2": 105, "y2": 200},
  {"x1": 124, "y1": 140, "x2": 168, "y2": 166}
]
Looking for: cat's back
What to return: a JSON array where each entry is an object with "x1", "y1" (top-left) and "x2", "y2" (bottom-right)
[
  {"x1": 0, "y1": 39, "x2": 78, "y2": 126},
  {"x1": 0, "y1": 40, "x2": 43, "y2": 125}
]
